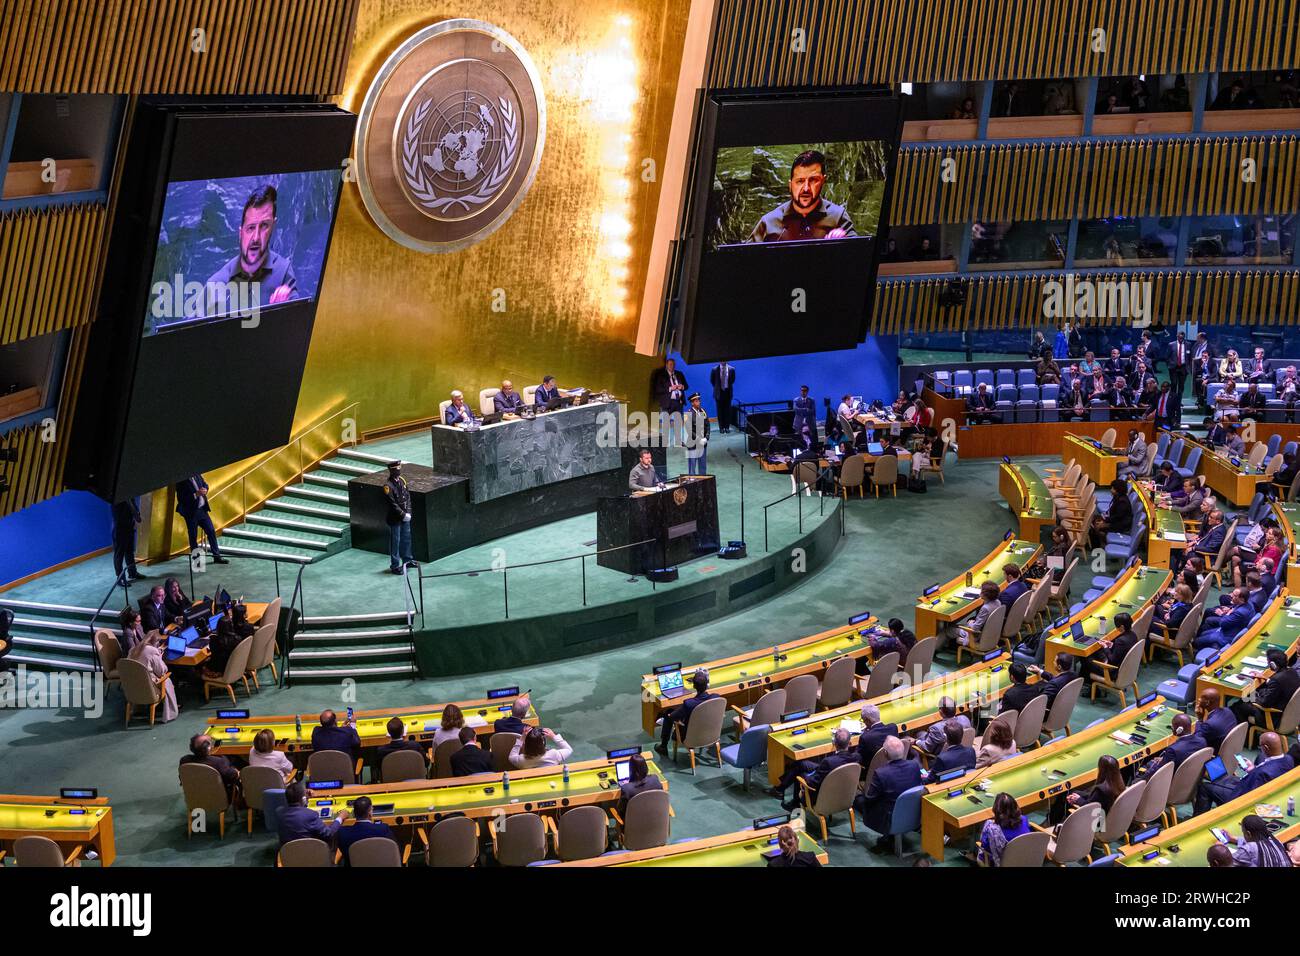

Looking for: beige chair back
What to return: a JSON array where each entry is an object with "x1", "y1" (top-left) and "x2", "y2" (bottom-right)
[
  {"x1": 838, "y1": 455, "x2": 866, "y2": 490},
  {"x1": 793, "y1": 460, "x2": 820, "y2": 495},
  {"x1": 818, "y1": 656, "x2": 856, "y2": 709},
  {"x1": 1247, "y1": 441, "x2": 1269, "y2": 469},
  {"x1": 999, "y1": 829, "x2": 1050, "y2": 867},
  {"x1": 862, "y1": 747, "x2": 891, "y2": 791},
  {"x1": 523, "y1": 385, "x2": 538, "y2": 405},
  {"x1": 14, "y1": 835, "x2": 67, "y2": 867},
  {"x1": 862, "y1": 651, "x2": 900, "y2": 700},
  {"x1": 622, "y1": 789, "x2": 671, "y2": 850},
  {"x1": 1042, "y1": 677, "x2": 1084, "y2": 736},
  {"x1": 556, "y1": 805, "x2": 608, "y2": 861},
  {"x1": 1141, "y1": 442, "x2": 1159, "y2": 476},
  {"x1": 1133, "y1": 761, "x2": 1174, "y2": 827},
  {"x1": 1168, "y1": 604, "x2": 1204, "y2": 651},
  {"x1": 490, "y1": 732, "x2": 521, "y2": 771},
  {"x1": 1264, "y1": 453, "x2": 1283, "y2": 478},
  {"x1": 746, "y1": 688, "x2": 786, "y2": 728},
  {"x1": 381, "y1": 749, "x2": 427, "y2": 783},
  {"x1": 1130, "y1": 604, "x2": 1155, "y2": 643},
  {"x1": 989, "y1": 710, "x2": 1018, "y2": 740},
  {"x1": 349, "y1": 836, "x2": 403, "y2": 867},
  {"x1": 249, "y1": 621, "x2": 277, "y2": 671},
  {"x1": 279, "y1": 837, "x2": 333, "y2": 867},
  {"x1": 1050, "y1": 801, "x2": 1101, "y2": 865},
  {"x1": 1192, "y1": 575, "x2": 1213, "y2": 608},
  {"x1": 872, "y1": 454, "x2": 898, "y2": 488},
  {"x1": 1211, "y1": 519, "x2": 1240, "y2": 574},
  {"x1": 1167, "y1": 747, "x2": 1214, "y2": 809},
  {"x1": 1271, "y1": 686, "x2": 1300, "y2": 736},
  {"x1": 1217, "y1": 721, "x2": 1248, "y2": 766},
  {"x1": 493, "y1": 813, "x2": 547, "y2": 866},
  {"x1": 438, "y1": 399, "x2": 452, "y2": 422},
  {"x1": 1100, "y1": 427, "x2": 1117, "y2": 448},
  {"x1": 260, "y1": 596, "x2": 282, "y2": 633},
  {"x1": 961, "y1": 725, "x2": 977, "y2": 748},
  {"x1": 1110, "y1": 639, "x2": 1146, "y2": 694},
  {"x1": 1095, "y1": 780, "x2": 1146, "y2": 845},
  {"x1": 307, "y1": 749, "x2": 357, "y2": 784},
  {"x1": 902, "y1": 635, "x2": 938, "y2": 685},
  {"x1": 1013, "y1": 693, "x2": 1049, "y2": 750},
  {"x1": 1053, "y1": 558, "x2": 1080, "y2": 599},
  {"x1": 478, "y1": 387, "x2": 500, "y2": 416},
  {"x1": 95, "y1": 629, "x2": 122, "y2": 678},
  {"x1": 219, "y1": 636, "x2": 254, "y2": 685},
  {"x1": 1002, "y1": 589, "x2": 1033, "y2": 640},
  {"x1": 434, "y1": 738, "x2": 464, "y2": 778},
  {"x1": 681, "y1": 695, "x2": 726, "y2": 751},
  {"x1": 179, "y1": 762, "x2": 230, "y2": 817},
  {"x1": 429, "y1": 816, "x2": 479, "y2": 867},
  {"x1": 970, "y1": 603, "x2": 1007, "y2": 656},
  {"x1": 812, "y1": 760, "x2": 862, "y2": 818},
  {"x1": 782, "y1": 674, "x2": 819, "y2": 715},
  {"x1": 240, "y1": 765, "x2": 285, "y2": 812},
  {"x1": 119, "y1": 657, "x2": 161, "y2": 707},
  {"x1": 1025, "y1": 575, "x2": 1053, "y2": 626}
]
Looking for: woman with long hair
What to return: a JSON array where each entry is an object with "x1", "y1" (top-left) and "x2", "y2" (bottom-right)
[{"x1": 977, "y1": 792, "x2": 1031, "y2": 866}]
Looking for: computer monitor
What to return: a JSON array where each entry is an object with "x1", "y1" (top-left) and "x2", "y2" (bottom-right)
[
  {"x1": 179, "y1": 625, "x2": 200, "y2": 646},
  {"x1": 615, "y1": 760, "x2": 632, "y2": 783},
  {"x1": 166, "y1": 633, "x2": 188, "y2": 656},
  {"x1": 207, "y1": 613, "x2": 224, "y2": 634},
  {"x1": 1204, "y1": 756, "x2": 1228, "y2": 782},
  {"x1": 1070, "y1": 620, "x2": 1086, "y2": 642}
]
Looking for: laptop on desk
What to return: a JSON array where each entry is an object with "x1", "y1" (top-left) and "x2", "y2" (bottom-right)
[{"x1": 655, "y1": 668, "x2": 687, "y2": 699}]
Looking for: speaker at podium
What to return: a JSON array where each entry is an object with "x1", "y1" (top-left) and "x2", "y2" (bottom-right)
[{"x1": 596, "y1": 475, "x2": 720, "y2": 575}]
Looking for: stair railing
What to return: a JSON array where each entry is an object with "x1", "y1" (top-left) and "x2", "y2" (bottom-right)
[
  {"x1": 402, "y1": 565, "x2": 422, "y2": 678},
  {"x1": 86, "y1": 567, "x2": 132, "y2": 672},
  {"x1": 277, "y1": 563, "x2": 307, "y2": 688}
]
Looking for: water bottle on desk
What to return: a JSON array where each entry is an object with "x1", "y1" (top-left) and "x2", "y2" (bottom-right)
[
  {"x1": 502, "y1": 771, "x2": 510, "y2": 793},
  {"x1": 295, "y1": 714, "x2": 302, "y2": 739}
]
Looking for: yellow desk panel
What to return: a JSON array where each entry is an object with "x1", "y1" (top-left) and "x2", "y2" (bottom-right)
[{"x1": 913, "y1": 538, "x2": 1041, "y2": 640}]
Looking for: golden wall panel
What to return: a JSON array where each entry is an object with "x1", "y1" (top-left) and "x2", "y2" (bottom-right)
[
  {"x1": 0, "y1": 202, "x2": 106, "y2": 346},
  {"x1": 706, "y1": 0, "x2": 1293, "y2": 85},
  {"x1": 0, "y1": 0, "x2": 358, "y2": 94},
  {"x1": 870, "y1": 270, "x2": 1300, "y2": 334},
  {"x1": 296, "y1": 0, "x2": 692, "y2": 433}
]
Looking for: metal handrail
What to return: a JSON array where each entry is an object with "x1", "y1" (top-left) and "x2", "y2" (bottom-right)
[
  {"x1": 86, "y1": 567, "x2": 132, "y2": 672},
  {"x1": 277, "y1": 563, "x2": 306, "y2": 688}
]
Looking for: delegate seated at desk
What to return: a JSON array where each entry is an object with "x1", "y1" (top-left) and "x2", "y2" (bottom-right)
[
  {"x1": 629, "y1": 449, "x2": 659, "y2": 491},
  {"x1": 534, "y1": 375, "x2": 560, "y2": 406},
  {"x1": 493, "y1": 380, "x2": 525, "y2": 416},
  {"x1": 444, "y1": 390, "x2": 479, "y2": 427}
]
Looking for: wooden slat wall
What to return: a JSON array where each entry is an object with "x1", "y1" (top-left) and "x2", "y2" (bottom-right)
[
  {"x1": 0, "y1": 202, "x2": 107, "y2": 346},
  {"x1": 707, "y1": 0, "x2": 1297, "y2": 85},
  {"x1": 871, "y1": 270, "x2": 1300, "y2": 333},
  {"x1": 893, "y1": 135, "x2": 1300, "y2": 224},
  {"x1": 0, "y1": 0, "x2": 359, "y2": 94}
]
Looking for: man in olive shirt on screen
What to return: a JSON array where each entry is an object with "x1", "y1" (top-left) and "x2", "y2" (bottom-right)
[
  {"x1": 205, "y1": 185, "x2": 297, "y2": 314},
  {"x1": 747, "y1": 150, "x2": 856, "y2": 243},
  {"x1": 629, "y1": 449, "x2": 659, "y2": 491}
]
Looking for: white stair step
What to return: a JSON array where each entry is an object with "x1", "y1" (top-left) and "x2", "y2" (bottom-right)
[
  {"x1": 288, "y1": 663, "x2": 418, "y2": 678},
  {"x1": 0, "y1": 599, "x2": 101, "y2": 617},
  {"x1": 12, "y1": 634, "x2": 97, "y2": 653},
  {"x1": 4, "y1": 653, "x2": 97, "y2": 672},
  {"x1": 223, "y1": 527, "x2": 331, "y2": 551},
  {"x1": 14, "y1": 616, "x2": 118, "y2": 635},
  {"x1": 337, "y1": 448, "x2": 399, "y2": 466},
  {"x1": 246, "y1": 514, "x2": 345, "y2": 536},
  {"x1": 305, "y1": 474, "x2": 349, "y2": 489},
  {"x1": 319, "y1": 460, "x2": 373, "y2": 476},
  {"x1": 216, "y1": 545, "x2": 314, "y2": 564},
  {"x1": 290, "y1": 644, "x2": 413, "y2": 660},
  {"x1": 303, "y1": 611, "x2": 408, "y2": 626},
  {"x1": 294, "y1": 627, "x2": 411, "y2": 642},
  {"x1": 267, "y1": 500, "x2": 350, "y2": 520},
  {"x1": 292, "y1": 486, "x2": 349, "y2": 504}
]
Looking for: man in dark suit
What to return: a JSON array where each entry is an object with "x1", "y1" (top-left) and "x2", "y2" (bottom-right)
[
  {"x1": 1034, "y1": 653, "x2": 1081, "y2": 704},
  {"x1": 1239, "y1": 381, "x2": 1267, "y2": 417},
  {"x1": 179, "y1": 734, "x2": 240, "y2": 799},
  {"x1": 856, "y1": 703, "x2": 899, "y2": 766},
  {"x1": 1176, "y1": 508, "x2": 1226, "y2": 574},
  {"x1": 111, "y1": 496, "x2": 143, "y2": 583},
  {"x1": 140, "y1": 584, "x2": 168, "y2": 634},
  {"x1": 449, "y1": 726, "x2": 494, "y2": 776},
  {"x1": 710, "y1": 361, "x2": 736, "y2": 432},
  {"x1": 791, "y1": 385, "x2": 817, "y2": 436},
  {"x1": 493, "y1": 697, "x2": 531, "y2": 736},
  {"x1": 1244, "y1": 571, "x2": 1270, "y2": 614},
  {"x1": 1195, "y1": 689, "x2": 1238, "y2": 752},
  {"x1": 376, "y1": 717, "x2": 429, "y2": 778},
  {"x1": 1195, "y1": 732, "x2": 1293, "y2": 813},
  {"x1": 651, "y1": 359, "x2": 687, "y2": 445},
  {"x1": 1105, "y1": 377, "x2": 1133, "y2": 418},
  {"x1": 655, "y1": 669, "x2": 719, "y2": 755},
  {"x1": 967, "y1": 383, "x2": 1001, "y2": 424},
  {"x1": 766, "y1": 824, "x2": 821, "y2": 867},
  {"x1": 1194, "y1": 587, "x2": 1252, "y2": 651},
  {"x1": 492, "y1": 379, "x2": 525, "y2": 415},
  {"x1": 533, "y1": 375, "x2": 561, "y2": 407},
  {"x1": 1090, "y1": 478, "x2": 1133, "y2": 548},
  {"x1": 1060, "y1": 380, "x2": 1088, "y2": 422},
  {"x1": 1137, "y1": 713, "x2": 1207, "y2": 778},
  {"x1": 856, "y1": 736, "x2": 923, "y2": 852},
  {"x1": 334, "y1": 796, "x2": 397, "y2": 866},
  {"x1": 175, "y1": 473, "x2": 227, "y2": 563},
  {"x1": 1247, "y1": 347, "x2": 1272, "y2": 385},
  {"x1": 311, "y1": 710, "x2": 361, "y2": 762},
  {"x1": 1103, "y1": 348, "x2": 1128, "y2": 380},
  {"x1": 1192, "y1": 333, "x2": 1213, "y2": 406},
  {"x1": 278, "y1": 780, "x2": 346, "y2": 846},
  {"x1": 1205, "y1": 417, "x2": 1230, "y2": 448},
  {"x1": 999, "y1": 662, "x2": 1044, "y2": 715},
  {"x1": 1169, "y1": 331, "x2": 1191, "y2": 400},
  {"x1": 1153, "y1": 381, "x2": 1179, "y2": 428},
  {"x1": 925, "y1": 720, "x2": 977, "y2": 783},
  {"x1": 998, "y1": 564, "x2": 1029, "y2": 608},
  {"x1": 768, "y1": 728, "x2": 860, "y2": 811},
  {"x1": 1232, "y1": 649, "x2": 1300, "y2": 727},
  {"x1": 1084, "y1": 611, "x2": 1140, "y2": 681}
]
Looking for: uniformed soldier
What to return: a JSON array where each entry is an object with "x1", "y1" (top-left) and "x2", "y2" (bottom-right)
[
  {"x1": 383, "y1": 461, "x2": 416, "y2": 575},
  {"x1": 747, "y1": 150, "x2": 856, "y2": 243},
  {"x1": 683, "y1": 392, "x2": 710, "y2": 476}
]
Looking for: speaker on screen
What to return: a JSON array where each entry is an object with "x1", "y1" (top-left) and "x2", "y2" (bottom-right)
[{"x1": 671, "y1": 87, "x2": 904, "y2": 363}]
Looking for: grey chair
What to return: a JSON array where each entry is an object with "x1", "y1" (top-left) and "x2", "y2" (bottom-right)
[
  {"x1": 862, "y1": 747, "x2": 891, "y2": 791},
  {"x1": 179, "y1": 762, "x2": 233, "y2": 838},
  {"x1": 1132, "y1": 761, "x2": 1175, "y2": 830},
  {"x1": 433, "y1": 738, "x2": 463, "y2": 778},
  {"x1": 14, "y1": 835, "x2": 79, "y2": 867},
  {"x1": 1165, "y1": 747, "x2": 1214, "y2": 824},
  {"x1": 1037, "y1": 801, "x2": 1100, "y2": 865},
  {"x1": 94, "y1": 629, "x2": 122, "y2": 696},
  {"x1": 550, "y1": 805, "x2": 609, "y2": 861},
  {"x1": 871, "y1": 454, "x2": 898, "y2": 497},
  {"x1": 490, "y1": 732, "x2": 521, "y2": 771},
  {"x1": 672, "y1": 695, "x2": 726, "y2": 773},
  {"x1": 954, "y1": 603, "x2": 1007, "y2": 664},
  {"x1": 796, "y1": 760, "x2": 860, "y2": 842},
  {"x1": 307, "y1": 749, "x2": 360, "y2": 785},
  {"x1": 1147, "y1": 603, "x2": 1203, "y2": 669},
  {"x1": 349, "y1": 836, "x2": 407, "y2": 867},
  {"x1": 380, "y1": 748, "x2": 428, "y2": 783},
  {"x1": 818, "y1": 656, "x2": 857, "y2": 709},
  {"x1": 278, "y1": 837, "x2": 333, "y2": 867},
  {"x1": 733, "y1": 688, "x2": 785, "y2": 737},
  {"x1": 1094, "y1": 780, "x2": 1146, "y2": 855},
  {"x1": 119, "y1": 657, "x2": 170, "y2": 728},
  {"x1": 999, "y1": 829, "x2": 1051, "y2": 867},
  {"x1": 782, "y1": 674, "x2": 819, "y2": 715},
  {"x1": 428, "y1": 816, "x2": 480, "y2": 867},
  {"x1": 240, "y1": 764, "x2": 287, "y2": 833},
  {"x1": 489, "y1": 812, "x2": 547, "y2": 866},
  {"x1": 901, "y1": 635, "x2": 937, "y2": 686},
  {"x1": 858, "y1": 651, "x2": 900, "y2": 700},
  {"x1": 837, "y1": 454, "x2": 866, "y2": 498},
  {"x1": 245, "y1": 621, "x2": 279, "y2": 689},
  {"x1": 1246, "y1": 685, "x2": 1300, "y2": 748},
  {"x1": 1089, "y1": 639, "x2": 1145, "y2": 707},
  {"x1": 613, "y1": 788, "x2": 671, "y2": 850},
  {"x1": 1041, "y1": 677, "x2": 1084, "y2": 740},
  {"x1": 1217, "y1": 721, "x2": 1249, "y2": 767},
  {"x1": 1012, "y1": 693, "x2": 1049, "y2": 751}
]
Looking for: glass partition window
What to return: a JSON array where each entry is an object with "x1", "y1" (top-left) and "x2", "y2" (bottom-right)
[
  {"x1": 1096, "y1": 74, "x2": 1193, "y2": 114},
  {"x1": 1187, "y1": 214, "x2": 1296, "y2": 265},
  {"x1": 968, "y1": 219, "x2": 1068, "y2": 270},
  {"x1": 1075, "y1": 216, "x2": 1178, "y2": 266},
  {"x1": 1210, "y1": 71, "x2": 1299, "y2": 110}
]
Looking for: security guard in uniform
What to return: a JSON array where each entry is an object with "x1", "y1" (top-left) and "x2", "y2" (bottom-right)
[
  {"x1": 383, "y1": 461, "x2": 416, "y2": 575},
  {"x1": 792, "y1": 385, "x2": 817, "y2": 436}
]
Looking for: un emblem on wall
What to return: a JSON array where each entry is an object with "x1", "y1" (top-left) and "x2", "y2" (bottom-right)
[{"x1": 355, "y1": 19, "x2": 546, "y2": 252}]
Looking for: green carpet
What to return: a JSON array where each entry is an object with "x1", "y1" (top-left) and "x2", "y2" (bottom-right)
[{"x1": 0, "y1": 445, "x2": 1194, "y2": 867}]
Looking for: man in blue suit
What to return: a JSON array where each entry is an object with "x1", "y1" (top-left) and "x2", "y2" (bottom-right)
[
  {"x1": 494, "y1": 696, "x2": 531, "y2": 736},
  {"x1": 768, "y1": 727, "x2": 860, "y2": 811},
  {"x1": 925, "y1": 720, "x2": 976, "y2": 783},
  {"x1": 1195, "y1": 689, "x2": 1238, "y2": 752},
  {"x1": 856, "y1": 736, "x2": 922, "y2": 852},
  {"x1": 311, "y1": 710, "x2": 361, "y2": 763},
  {"x1": 1137, "y1": 713, "x2": 1206, "y2": 778},
  {"x1": 278, "y1": 780, "x2": 347, "y2": 846},
  {"x1": 855, "y1": 703, "x2": 898, "y2": 766},
  {"x1": 1194, "y1": 732, "x2": 1293, "y2": 813},
  {"x1": 1178, "y1": 509, "x2": 1226, "y2": 573},
  {"x1": 533, "y1": 375, "x2": 561, "y2": 407},
  {"x1": 791, "y1": 385, "x2": 817, "y2": 436},
  {"x1": 1194, "y1": 587, "x2": 1253, "y2": 651},
  {"x1": 175, "y1": 473, "x2": 227, "y2": 564},
  {"x1": 334, "y1": 796, "x2": 397, "y2": 866},
  {"x1": 1244, "y1": 571, "x2": 1270, "y2": 613},
  {"x1": 655, "y1": 669, "x2": 719, "y2": 755},
  {"x1": 997, "y1": 564, "x2": 1029, "y2": 608},
  {"x1": 1033, "y1": 653, "x2": 1081, "y2": 705}
]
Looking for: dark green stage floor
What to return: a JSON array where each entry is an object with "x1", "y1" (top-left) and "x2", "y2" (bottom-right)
[{"x1": 0, "y1": 441, "x2": 1189, "y2": 867}]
